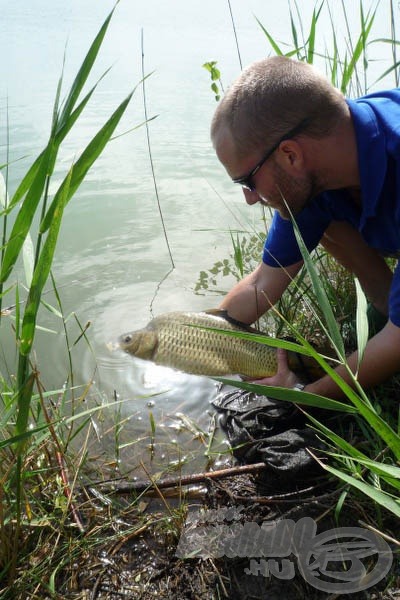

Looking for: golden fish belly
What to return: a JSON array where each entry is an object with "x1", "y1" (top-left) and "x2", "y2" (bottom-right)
[{"x1": 151, "y1": 312, "x2": 278, "y2": 378}]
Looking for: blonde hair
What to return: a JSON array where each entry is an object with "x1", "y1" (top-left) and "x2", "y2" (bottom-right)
[{"x1": 211, "y1": 56, "x2": 347, "y2": 158}]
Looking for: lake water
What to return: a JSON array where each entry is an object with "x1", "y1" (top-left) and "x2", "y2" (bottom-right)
[{"x1": 1, "y1": 0, "x2": 399, "y2": 476}]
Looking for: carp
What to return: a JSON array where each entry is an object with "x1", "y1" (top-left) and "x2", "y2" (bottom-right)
[{"x1": 119, "y1": 309, "x2": 321, "y2": 380}]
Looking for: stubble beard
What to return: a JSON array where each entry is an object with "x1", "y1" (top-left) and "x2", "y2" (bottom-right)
[{"x1": 272, "y1": 163, "x2": 321, "y2": 220}]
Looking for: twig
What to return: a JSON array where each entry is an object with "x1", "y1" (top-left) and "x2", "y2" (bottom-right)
[
  {"x1": 92, "y1": 462, "x2": 267, "y2": 495},
  {"x1": 358, "y1": 519, "x2": 400, "y2": 547},
  {"x1": 139, "y1": 460, "x2": 174, "y2": 515},
  {"x1": 229, "y1": 488, "x2": 342, "y2": 505}
]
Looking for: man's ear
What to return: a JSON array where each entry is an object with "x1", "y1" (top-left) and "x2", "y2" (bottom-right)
[{"x1": 276, "y1": 140, "x2": 305, "y2": 172}]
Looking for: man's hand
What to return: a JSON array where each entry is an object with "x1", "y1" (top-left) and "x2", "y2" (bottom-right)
[{"x1": 251, "y1": 347, "x2": 301, "y2": 388}]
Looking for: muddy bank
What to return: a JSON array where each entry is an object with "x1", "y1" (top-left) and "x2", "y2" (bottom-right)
[{"x1": 64, "y1": 466, "x2": 399, "y2": 600}]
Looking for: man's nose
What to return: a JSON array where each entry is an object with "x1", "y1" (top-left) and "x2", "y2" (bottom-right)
[{"x1": 243, "y1": 187, "x2": 260, "y2": 205}]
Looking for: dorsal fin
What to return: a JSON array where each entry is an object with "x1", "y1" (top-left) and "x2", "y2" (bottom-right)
[{"x1": 204, "y1": 308, "x2": 262, "y2": 334}]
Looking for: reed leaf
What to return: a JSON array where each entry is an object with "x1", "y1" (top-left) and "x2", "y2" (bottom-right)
[
  {"x1": 289, "y1": 10, "x2": 299, "y2": 54},
  {"x1": 290, "y1": 326, "x2": 400, "y2": 459},
  {"x1": 40, "y1": 91, "x2": 134, "y2": 233},
  {"x1": 255, "y1": 17, "x2": 285, "y2": 56},
  {"x1": 326, "y1": 452, "x2": 400, "y2": 492},
  {"x1": 327, "y1": 22, "x2": 339, "y2": 87},
  {"x1": 306, "y1": 410, "x2": 371, "y2": 459},
  {"x1": 342, "y1": 456, "x2": 400, "y2": 482},
  {"x1": 371, "y1": 59, "x2": 400, "y2": 85},
  {"x1": 22, "y1": 232, "x2": 34, "y2": 288},
  {"x1": 0, "y1": 422, "x2": 50, "y2": 449},
  {"x1": 203, "y1": 320, "x2": 400, "y2": 459},
  {"x1": 230, "y1": 231, "x2": 244, "y2": 278},
  {"x1": 306, "y1": 413, "x2": 400, "y2": 490},
  {"x1": 14, "y1": 283, "x2": 20, "y2": 341},
  {"x1": 286, "y1": 219, "x2": 400, "y2": 457},
  {"x1": 190, "y1": 324, "x2": 323, "y2": 357},
  {"x1": 57, "y1": 4, "x2": 117, "y2": 131},
  {"x1": 340, "y1": 5, "x2": 375, "y2": 92},
  {"x1": 19, "y1": 168, "x2": 72, "y2": 356},
  {"x1": 1, "y1": 3, "x2": 117, "y2": 279},
  {"x1": 311, "y1": 452, "x2": 400, "y2": 519},
  {"x1": 216, "y1": 377, "x2": 357, "y2": 413},
  {"x1": 0, "y1": 144, "x2": 54, "y2": 284},
  {"x1": 291, "y1": 210, "x2": 345, "y2": 358},
  {"x1": 213, "y1": 211, "x2": 400, "y2": 458},
  {"x1": 306, "y1": 3, "x2": 323, "y2": 64},
  {"x1": 7, "y1": 77, "x2": 109, "y2": 214},
  {"x1": 15, "y1": 364, "x2": 34, "y2": 439}
]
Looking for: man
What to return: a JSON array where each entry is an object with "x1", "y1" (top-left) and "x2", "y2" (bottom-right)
[{"x1": 211, "y1": 56, "x2": 400, "y2": 400}]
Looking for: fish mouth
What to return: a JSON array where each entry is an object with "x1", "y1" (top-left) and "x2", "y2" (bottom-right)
[{"x1": 106, "y1": 340, "x2": 123, "y2": 353}]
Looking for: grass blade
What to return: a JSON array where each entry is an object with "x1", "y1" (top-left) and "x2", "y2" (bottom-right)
[
  {"x1": 19, "y1": 168, "x2": 72, "y2": 356},
  {"x1": 216, "y1": 377, "x2": 357, "y2": 413},
  {"x1": 340, "y1": 6, "x2": 375, "y2": 92},
  {"x1": 306, "y1": 9, "x2": 316, "y2": 64},
  {"x1": 256, "y1": 17, "x2": 285, "y2": 56},
  {"x1": 0, "y1": 145, "x2": 53, "y2": 284},
  {"x1": 311, "y1": 451, "x2": 400, "y2": 519},
  {"x1": 290, "y1": 211, "x2": 345, "y2": 358},
  {"x1": 57, "y1": 3, "x2": 117, "y2": 130}
]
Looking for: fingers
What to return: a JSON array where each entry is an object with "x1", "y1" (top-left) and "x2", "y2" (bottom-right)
[
  {"x1": 249, "y1": 348, "x2": 299, "y2": 389},
  {"x1": 276, "y1": 347, "x2": 290, "y2": 372}
]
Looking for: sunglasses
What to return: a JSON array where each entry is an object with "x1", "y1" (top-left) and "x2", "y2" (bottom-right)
[{"x1": 232, "y1": 118, "x2": 311, "y2": 192}]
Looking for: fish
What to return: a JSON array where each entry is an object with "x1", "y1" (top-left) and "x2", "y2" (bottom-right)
[{"x1": 119, "y1": 309, "x2": 321, "y2": 380}]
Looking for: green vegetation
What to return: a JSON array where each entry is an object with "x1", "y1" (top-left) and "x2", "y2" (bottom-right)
[{"x1": 0, "y1": 1, "x2": 400, "y2": 598}]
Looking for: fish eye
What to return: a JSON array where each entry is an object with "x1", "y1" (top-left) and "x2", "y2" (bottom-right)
[{"x1": 123, "y1": 334, "x2": 132, "y2": 343}]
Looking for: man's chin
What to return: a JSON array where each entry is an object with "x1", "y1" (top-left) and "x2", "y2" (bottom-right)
[{"x1": 276, "y1": 208, "x2": 291, "y2": 220}]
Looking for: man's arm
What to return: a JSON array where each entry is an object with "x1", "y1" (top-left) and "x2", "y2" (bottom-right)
[
  {"x1": 261, "y1": 321, "x2": 400, "y2": 399},
  {"x1": 306, "y1": 320, "x2": 400, "y2": 398},
  {"x1": 219, "y1": 260, "x2": 304, "y2": 324}
]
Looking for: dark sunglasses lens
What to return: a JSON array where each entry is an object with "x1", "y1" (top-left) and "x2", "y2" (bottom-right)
[
  {"x1": 234, "y1": 178, "x2": 254, "y2": 192},
  {"x1": 243, "y1": 179, "x2": 255, "y2": 192}
]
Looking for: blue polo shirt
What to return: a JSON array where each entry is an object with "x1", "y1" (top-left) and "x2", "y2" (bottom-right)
[{"x1": 262, "y1": 89, "x2": 400, "y2": 327}]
